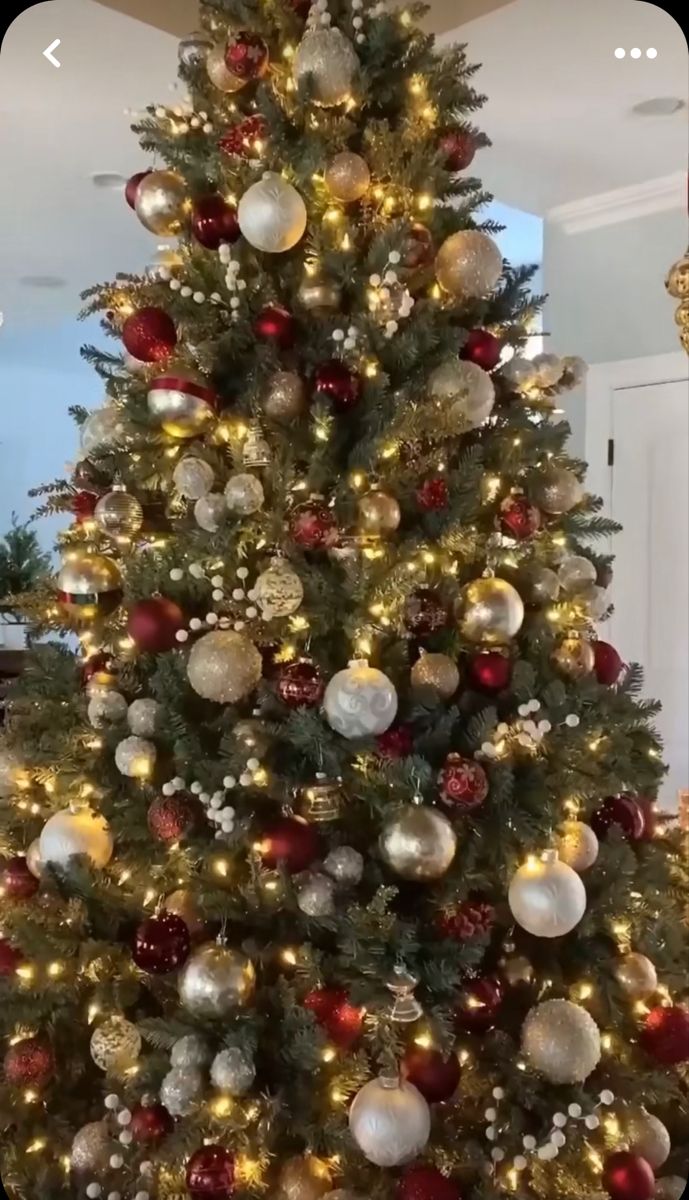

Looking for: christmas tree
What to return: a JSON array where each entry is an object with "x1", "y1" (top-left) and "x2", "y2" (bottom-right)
[{"x1": 1, "y1": 3, "x2": 688, "y2": 1199}]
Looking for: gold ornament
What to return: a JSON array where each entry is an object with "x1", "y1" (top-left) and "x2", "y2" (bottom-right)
[
  {"x1": 39, "y1": 808, "x2": 114, "y2": 871},
  {"x1": 94, "y1": 485, "x2": 143, "y2": 538},
  {"x1": 325, "y1": 151, "x2": 371, "y2": 202},
  {"x1": 263, "y1": 371, "x2": 306, "y2": 421},
  {"x1": 457, "y1": 577, "x2": 524, "y2": 645},
  {"x1": 500, "y1": 953, "x2": 534, "y2": 986},
  {"x1": 532, "y1": 466, "x2": 582, "y2": 514},
  {"x1": 71, "y1": 1122, "x2": 115, "y2": 1174},
  {"x1": 410, "y1": 652, "x2": 460, "y2": 700},
  {"x1": 242, "y1": 421, "x2": 271, "y2": 467},
  {"x1": 179, "y1": 942, "x2": 256, "y2": 1017},
  {"x1": 666, "y1": 251, "x2": 689, "y2": 299},
  {"x1": 674, "y1": 298, "x2": 689, "y2": 327},
  {"x1": 624, "y1": 1108, "x2": 671, "y2": 1170},
  {"x1": 57, "y1": 552, "x2": 122, "y2": 620},
  {"x1": 206, "y1": 43, "x2": 246, "y2": 92},
  {"x1": 147, "y1": 373, "x2": 217, "y2": 439},
  {"x1": 429, "y1": 358, "x2": 495, "y2": 429},
  {"x1": 519, "y1": 564, "x2": 560, "y2": 605},
  {"x1": 358, "y1": 489, "x2": 401, "y2": 536},
  {"x1": 298, "y1": 275, "x2": 342, "y2": 313},
  {"x1": 551, "y1": 637, "x2": 595, "y2": 680},
  {"x1": 293, "y1": 28, "x2": 359, "y2": 107},
  {"x1": 134, "y1": 169, "x2": 187, "y2": 236},
  {"x1": 435, "y1": 230, "x2": 502, "y2": 298},
  {"x1": 556, "y1": 820, "x2": 599, "y2": 872},
  {"x1": 238, "y1": 173, "x2": 307, "y2": 254},
  {"x1": 613, "y1": 952, "x2": 658, "y2": 1001},
  {"x1": 521, "y1": 999, "x2": 601, "y2": 1084},
  {"x1": 380, "y1": 804, "x2": 457, "y2": 881},
  {"x1": 233, "y1": 718, "x2": 272, "y2": 757},
  {"x1": 299, "y1": 777, "x2": 343, "y2": 822},
  {"x1": 187, "y1": 630, "x2": 262, "y2": 704},
  {"x1": 278, "y1": 1155, "x2": 332, "y2": 1200},
  {"x1": 254, "y1": 557, "x2": 304, "y2": 619}
]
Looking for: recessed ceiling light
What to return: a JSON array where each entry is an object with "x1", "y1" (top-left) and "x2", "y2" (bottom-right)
[
  {"x1": 91, "y1": 171, "x2": 126, "y2": 188},
  {"x1": 632, "y1": 96, "x2": 685, "y2": 116},
  {"x1": 19, "y1": 274, "x2": 67, "y2": 288}
]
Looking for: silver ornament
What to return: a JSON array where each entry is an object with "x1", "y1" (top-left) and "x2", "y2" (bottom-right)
[
  {"x1": 26, "y1": 838, "x2": 44, "y2": 879},
  {"x1": 278, "y1": 1155, "x2": 333, "y2": 1200},
  {"x1": 71, "y1": 1122, "x2": 114, "y2": 1174},
  {"x1": 206, "y1": 43, "x2": 246, "y2": 92},
  {"x1": 148, "y1": 374, "x2": 216, "y2": 439},
  {"x1": 195, "y1": 493, "x2": 227, "y2": 532},
  {"x1": 134, "y1": 169, "x2": 187, "y2": 236},
  {"x1": 178, "y1": 29, "x2": 213, "y2": 67},
  {"x1": 457, "y1": 577, "x2": 524, "y2": 645},
  {"x1": 349, "y1": 1075, "x2": 431, "y2": 1167},
  {"x1": 614, "y1": 953, "x2": 658, "y2": 1001},
  {"x1": 173, "y1": 456, "x2": 215, "y2": 499},
  {"x1": 80, "y1": 408, "x2": 127, "y2": 456},
  {"x1": 624, "y1": 1108, "x2": 671, "y2": 1170},
  {"x1": 551, "y1": 637, "x2": 595, "y2": 680},
  {"x1": 559, "y1": 555, "x2": 597, "y2": 594},
  {"x1": 522, "y1": 999, "x2": 601, "y2": 1084},
  {"x1": 380, "y1": 805, "x2": 457, "y2": 882},
  {"x1": 531, "y1": 352, "x2": 564, "y2": 388},
  {"x1": 87, "y1": 689, "x2": 128, "y2": 729},
  {"x1": 293, "y1": 28, "x2": 359, "y2": 107},
  {"x1": 127, "y1": 698, "x2": 160, "y2": 737},
  {"x1": 95, "y1": 486, "x2": 143, "y2": 538},
  {"x1": 297, "y1": 872, "x2": 336, "y2": 917},
  {"x1": 435, "y1": 230, "x2": 502, "y2": 298},
  {"x1": 225, "y1": 473, "x2": 265, "y2": 515},
  {"x1": 323, "y1": 845, "x2": 364, "y2": 886},
  {"x1": 90, "y1": 1016, "x2": 141, "y2": 1074},
  {"x1": 532, "y1": 466, "x2": 583, "y2": 514},
  {"x1": 160, "y1": 1065, "x2": 204, "y2": 1116},
  {"x1": 238, "y1": 172, "x2": 307, "y2": 253},
  {"x1": 187, "y1": 630, "x2": 262, "y2": 704},
  {"x1": 263, "y1": 371, "x2": 306, "y2": 422},
  {"x1": 325, "y1": 152, "x2": 370, "y2": 202},
  {"x1": 509, "y1": 851, "x2": 586, "y2": 938},
  {"x1": 518, "y1": 564, "x2": 561, "y2": 605},
  {"x1": 655, "y1": 1178, "x2": 687, "y2": 1200},
  {"x1": 114, "y1": 735, "x2": 157, "y2": 779},
  {"x1": 556, "y1": 821, "x2": 599, "y2": 872},
  {"x1": 210, "y1": 1047, "x2": 255, "y2": 1095},
  {"x1": 254, "y1": 558, "x2": 304, "y2": 618},
  {"x1": 57, "y1": 551, "x2": 122, "y2": 619},
  {"x1": 429, "y1": 358, "x2": 495, "y2": 429},
  {"x1": 411, "y1": 652, "x2": 460, "y2": 701},
  {"x1": 324, "y1": 659, "x2": 398, "y2": 738},
  {"x1": 179, "y1": 942, "x2": 256, "y2": 1017},
  {"x1": 40, "y1": 808, "x2": 113, "y2": 871},
  {"x1": 170, "y1": 1033, "x2": 211, "y2": 1070}
]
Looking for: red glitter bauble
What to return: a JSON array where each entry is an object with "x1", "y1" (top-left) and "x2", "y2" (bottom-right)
[
  {"x1": 0, "y1": 937, "x2": 23, "y2": 977},
  {"x1": 127, "y1": 597, "x2": 185, "y2": 654},
  {"x1": 258, "y1": 817, "x2": 321, "y2": 874},
  {"x1": 403, "y1": 1046, "x2": 460, "y2": 1103},
  {"x1": 133, "y1": 913, "x2": 191, "y2": 975},
  {"x1": 439, "y1": 129, "x2": 476, "y2": 172},
  {"x1": 219, "y1": 115, "x2": 268, "y2": 157},
  {"x1": 461, "y1": 329, "x2": 502, "y2": 371},
  {"x1": 594, "y1": 640, "x2": 624, "y2": 686},
  {"x1": 398, "y1": 1165, "x2": 462, "y2": 1200},
  {"x1": 224, "y1": 31, "x2": 269, "y2": 80},
  {"x1": 304, "y1": 987, "x2": 364, "y2": 1048},
  {"x1": 439, "y1": 754, "x2": 489, "y2": 811},
  {"x1": 468, "y1": 651, "x2": 512, "y2": 692},
  {"x1": 125, "y1": 170, "x2": 152, "y2": 210},
  {"x1": 603, "y1": 1153, "x2": 655, "y2": 1200},
  {"x1": 499, "y1": 495, "x2": 542, "y2": 540},
  {"x1": 455, "y1": 976, "x2": 503, "y2": 1032},
  {"x1": 276, "y1": 660, "x2": 325, "y2": 708},
  {"x1": 130, "y1": 1102, "x2": 175, "y2": 1146},
  {"x1": 289, "y1": 501, "x2": 339, "y2": 550},
  {"x1": 640, "y1": 1005, "x2": 689, "y2": 1065},
  {"x1": 2, "y1": 855, "x2": 39, "y2": 900},
  {"x1": 591, "y1": 794, "x2": 645, "y2": 843},
  {"x1": 437, "y1": 899, "x2": 495, "y2": 942},
  {"x1": 312, "y1": 361, "x2": 362, "y2": 411},
  {"x1": 376, "y1": 724, "x2": 414, "y2": 759},
  {"x1": 254, "y1": 305, "x2": 297, "y2": 349},
  {"x1": 404, "y1": 223, "x2": 434, "y2": 270},
  {"x1": 72, "y1": 490, "x2": 99, "y2": 523},
  {"x1": 186, "y1": 1145, "x2": 236, "y2": 1200},
  {"x1": 404, "y1": 588, "x2": 449, "y2": 636},
  {"x1": 416, "y1": 477, "x2": 449, "y2": 511},
  {"x1": 4, "y1": 1036, "x2": 54, "y2": 1088},
  {"x1": 148, "y1": 794, "x2": 199, "y2": 844},
  {"x1": 122, "y1": 307, "x2": 177, "y2": 364},
  {"x1": 191, "y1": 195, "x2": 240, "y2": 250}
]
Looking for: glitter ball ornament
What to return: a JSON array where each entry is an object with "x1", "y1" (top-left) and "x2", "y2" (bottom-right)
[
  {"x1": 186, "y1": 1145, "x2": 236, "y2": 1200},
  {"x1": 411, "y1": 652, "x2": 459, "y2": 701},
  {"x1": 225, "y1": 31, "x2": 268, "y2": 79},
  {"x1": 500, "y1": 494, "x2": 541, "y2": 540},
  {"x1": 325, "y1": 151, "x2": 370, "y2": 202},
  {"x1": 416, "y1": 477, "x2": 449, "y2": 511},
  {"x1": 90, "y1": 1016, "x2": 141, "y2": 1073},
  {"x1": 80, "y1": 407, "x2": 127, "y2": 456},
  {"x1": 640, "y1": 1006, "x2": 689, "y2": 1065},
  {"x1": 161, "y1": 1065, "x2": 204, "y2": 1116},
  {"x1": 255, "y1": 304, "x2": 297, "y2": 348},
  {"x1": 164, "y1": 888, "x2": 207, "y2": 940},
  {"x1": 380, "y1": 805, "x2": 457, "y2": 881},
  {"x1": 519, "y1": 563, "x2": 560, "y2": 605},
  {"x1": 195, "y1": 494, "x2": 227, "y2": 531},
  {"x1": 522, "y1": 999, "x2": 601, "y2": 1083},
  {"x1": 313, "y1": 360, "x2": 362, "y2": 411},
  {"x1": 125, "y1": 169, "x2": 152, "y2": 209},
  {"x1": 324, "y1": 659, "x2": 397, "y2": 738},
  {"x1": 293, "y1": 28, "x2": 358, "y2": 107},
  {"x1": 127, "y1": 697, "x2": 160, "y2": 737},
  {"x1": 556, "y1": 820, "x2": 599, "y2": 872},
  {"x1": 349, "y1": 1074, "x2": 431, "y2": 1167},
  {"x1": 206, "y1": 43, "x2": 246, "y2": 92},
  {"x1": 439, "y1": 753, "x2": 489, "y2": 811},
  {"x1": 133, "y1": 913, "x2": 190, "y2": 974},
  {"x1": 624, "y1": 1109, "x2": 670, "y2": 1171},
  {"x1": 71, "y1": 1122, "x2": 114, "y2": 1174},
  {"x1": 440, "y1": 128, "x2": 476, "y2": 171},
  {"x1": 291, "y1": 499, "x2": 339, "y2": 548},
  {"x1": 130, "y1": 1102, "x2": 174, "y2": 1146},
  {"x1": 461, "y1": 327, "x2": 502, "y2": 370},
  {"x1": 455, "y1": 975, "x2": 504, "y2": 1032},
  {"x1": 171, "y1": 1033, "x2": 211, "y2": 1070},
  {"x1": 358, "y1": 489, "x2": 401, "y2": 537},
  {"x1": 115, "y1": 734, "x2": 156, "y2": 778},
  {"x1": 224, "y1": 472, "x2": 265, "y2": 516},
  {"x1": 264, "y1": 371, "x2": 306, "y2": 421},
  {"x1": 148, "y1": 793, "x2": 199, "y2": 843},
  {"x1": 603, "y1": 1153, "x2": 655, "y2": 1200},
  {"x1": 57, "y1": 551, "x2": 123, "y2": 619},
  {"x1": 509, "y1": 851, "x2": 586, "y2": 937},
  {"x1": 258, "y1": 817, "x2": 321, "y2": 873},
  {"x1": 178, "y1": 29, "x2": 213, "y2": 66},
  {"x1": 148, "y1": 373, "x2": 218, "y2": 438},
  {"x1": 179, "y1": 943, "x2": 256, "y2": 1017},
  {"x1": 468, "y1": 650, "x2": 512, "y2": 691},
  {"x1": 376, "y1": 724, "x2": 414, "y2": 759},
  {"x1": 254, "y1": 557, "x2": 304, "y2": 618},
  {"x1": 134, "y1": 169, "x2": 187, "y2": 235},
  {"x1": 594, "y1": 640, "x2": 624, "y2": 685},
  {"x1": 191, "y1": 194, "x2": 240, "y2": 249},
  {"x1": 211, "y1": 1047, "x2": 255, "y2": 1095},
  {"x1": 435, "y1": 230, "x2": 502, "y2": 298},
  {"x1": 298, "y1": 275, "x2": 342, "y2": 313},
  {"x1": 40, "y1": 808, "x2": 113, "y2": 871},
  {"x1": 122, "y1": 306, "x2": 176, "y2": 362},
  {"x1": 238, "y1": 173, "x2": 307, "y2": 253},
  {"x1": 278, "y1": 1155, "x2": 333, "y2": 1200},
  {"x1": 128, "y1": 596, "x2": 185, "y2": 653},
  {"x1": 297, "y1": 871, "x2": 336, "y2": 916},
  {"x1": 551, "y1": 637, "x2": 596, "y2": 680},
  {"x1": 457, "y1": 577, "x2": 524, "y2": 645},
  {"x1": 4, "y1": 1035, "x2": 54, "y2": 1087},
  {"x1": 187, "y1": 630, "x2": 262, "y2": 704},
  {"x1": 404, "y1": 588, "x2": 448, "y2": 636},
  {"x1": 398, "y1": 1165, "x2": 462, "y2": 1200},
  {"x1": 429, "y1": 358, "x2": 495, "y2": 428},
  {"x1": 614, "y1": 953, "x2": 658, "y2": 1001},
  {"x1": 324, "y1": 845, "x2": 364, "y2": 886},
  {"x1": 94, "y1": 486, "x2": 144, "y2": 538},
  {"x1": 403, "y1": 1047, "x2": 460, "y2": 1103},
  {"x1": 591, "y1": 794, "x2": 646, "y2": 843},
  {"x1": 532, "y1": 466, "x2": 583, "y2": 514},
  {"x1": 277, "y1": 659, "x2": 325, "y2": 707},
  {"x1": 219, "y1": 114, "x2": 268, "y2": 156},
  {"x1": 2, "y1": 854, "x2": 39, "y2": 899},
  {"x1": 559, "y1": 554, "x2": 597, "y2": 594}
]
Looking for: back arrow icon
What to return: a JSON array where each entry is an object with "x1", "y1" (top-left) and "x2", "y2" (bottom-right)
[{"x1": 43, "y1": 38, "x2": 61, "y2": 67}]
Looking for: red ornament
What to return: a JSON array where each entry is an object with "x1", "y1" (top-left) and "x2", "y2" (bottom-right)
[
  {"x1": 125, "y1": 169, "x2": 152, "y2": 210},
  {"x1": 640, "y1": 1005, "x2": 689, "y2": 1065},
  {"x1": 416, "y1": 477, "x2": 449, "y2": 511},
  {"x1": 128, "y1": 597, "x2": 185, "y2": 654},
  {"x1": 461, "y1": 328, "x2": 502, "y2": 371},
  {"x1": 468, "y1": 651, "x2": 511, "y2": 692},
  {"x1": 455, "y1": 976, "x2": 503, "y2": 1032},
  {"x1": 304, "y1": 987, "x2": 364, "y2": 1048},
  {"x1": 277, "y1": 659, "x2": 325, "y2": 708},
  {"x1": 398, "y1": 1165, "x2": 462, "y2": 1200},
  {"x1": 437, "y1": 899, "x2": 495, "y2": 941},
  {"x1": 637, "y1": 796, "x2": 658, "y2": 842},
  {"x1": 224, "y1": 32, "x2": 269, "y2": 80},
  {"x1": 591, "y1": 794, "x2": 645, "y2": 843},
  {"x1": 499, "y1": 495, "x2": 542, "y2": 541},
  {"x1": 219, "y1": 115, "x2": 268, "y2": 158},
  {"x1": 439, "y1": 129, "x2": 476, "y2": 172},
  {"x1": 191, "y1": 195, "x2": 240, "y2": 250},
  {"x1": 404, "y1": 588, "x2": 449, "y2": 636},
  {"x1": 186, "y1": 1145, "x2": 236, "y2": 1200},
  {"x1": 133, "y1": 913, "x2": 191, "y2": 975},
  {"x1": 289, "y1": 500, "x2": 339, "y2": 550},
  {"x1": 254, "y1": 305, "x2": 297, "y2": 349},
  {"x1": 122, "y1": 307, "x2": 177, "y2": 364},
  {"x1": 148, "y1": 794, "x2": 199, "y2": 844},
  {"x1": 402, "y1": 1046, "x2": 460, "y2": 1103},
  {"x1": 4, "y1": 1036, "x2": 54, "y2": 1088},
  {"x1": 594, "y1": 640, "x2": 624, "y2": 686},
  {"x1": 313, "y1": 361, "x2": 362, "y2": 411},
  {"x1": 72, "y1": 490, "x2": 99, "y2": 523},
  {"x1": 130, "y1": 1102, "x2": 174, "y2": 1146},
  {"x1": 0, "y1": 937, "x2": 23, "y2": 977},
  {"x1": 258, "y1": 817, "x2": 321, "y2": 874},
  {"x1": 404, "y1": 223, "x2": 434, "y2": 270},
  {"x1": 603, "y1": 1153, "x2": 655, "y2": 1200},
  {"x1": 289, "y1": 0, "x2": 312, "y2": 16},
  {"x1": 439, "y1": 754, "x2": 489, "y2": 811},
  {"x1": 376, "y1": 724, "x2": 414, "y2": 759},
  {"x1": 81, "y1": 652, "x2": 118, "y2": 691},
  {"x1": 1, "y1": 855, "x2": 39, "y2": 900}
]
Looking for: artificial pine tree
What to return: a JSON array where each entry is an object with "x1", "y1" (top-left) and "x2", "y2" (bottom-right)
[{"x1": 1, "y1": 3, "x2": 688, "y2": 1200}]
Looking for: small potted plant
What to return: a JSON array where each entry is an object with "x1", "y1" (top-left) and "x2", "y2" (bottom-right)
[{"x1": 0, "y1": 515, "x2": 51, "y2": 649}]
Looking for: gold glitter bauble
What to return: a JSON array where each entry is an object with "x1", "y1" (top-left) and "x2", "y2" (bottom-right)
[
  {"x1": 134, "y1": 169, "x2": 187, "y2": 236},
  {"x1": 380, "y1": 805, "x2": 457, "y2": 881},
  {"x1": 522, "y1": 999, "x2": 601, "y2": 1084},
  {"x1": 613, "y1": 952, "x2": 658, "y2": 1001},
  {"x1": 410, "y1": 652, "x2": 460, "y2": 700},
  {"x1": 519, "y1": 564, "x2": 560, "y2": 605},
  {"x1": 532, "y1": 466, "x2": 583, "y2": 514},
  {"x1": 556, "y1": 820, "x2": 599, "y2": 872},
  {"x1": 179, "y1": 942, "x2": 256, "y2": 1017},
  {"x1": 263, "y1": 371, "x2": 306, "y2": 421},
  {"x1": 71, "y1": 1122, "x2": 115, "y2": 1174},
  {"x1": 325, "y1": 151, "x2": 371, "y2": 202},
  {"x1": 435, "y1": 230, "x2": 502, "y2": 298},
  {"x1": 457, "y1": 577, "x2": 524, "y2": 645},
  {"x1": 358, "y1": 489, "x2": 401, "y2": 535},
  {"x1": 293, "y1": 28, "x2": 358, "y2": 107},
  {"x1": 90, "y1": 1016, "x2": 141, "y2": 1073},
  {"x1": 187, "y1": 630, "x2": 262, "y2": 704},
  {"x1": 551, "y1": 637, "x2": 595, "y2": 680}
]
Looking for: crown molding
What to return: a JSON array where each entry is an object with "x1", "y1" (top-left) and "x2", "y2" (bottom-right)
[{"x1": 548, "y1": 172, "x2": 686, "y2": 234}]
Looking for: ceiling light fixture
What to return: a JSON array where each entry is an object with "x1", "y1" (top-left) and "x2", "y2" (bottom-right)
[
  {"x1": 91, "y1": 171, "x2": 127, "y2": 188},
  {"x1": 19, "y1": 275, "x2": 67, "y2": 289},
  {"x1": 631, "y1": 96, "x2": 685, "y2": 117}
]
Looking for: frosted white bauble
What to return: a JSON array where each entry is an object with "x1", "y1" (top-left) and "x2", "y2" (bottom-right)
[
  {"x1": 160, "y1": 1065, "x2": 204, "y2": 1117},
  {"x1": 90, "y1": 1016, "x2": 141, "y2": 1074},
  {"x1": 187, "y1": 630, "x2": 262, "y2": 704},
  {"x1": 559, "y1": 555, "x2": 597, "y2": 594},
  {"x1": 254, "y1": 558, "x2": 304, "y2": 619},
  {"x1": 562, "y1": 355, "x2": 589, "y2": 387},
  {"x1": 171, "y1": 1033, "x2": 211, "y2": 1070},
  {"x1": 655, "y1": 1178, "x2": 687, "y2": 1200},
  {"x1": 195, "y1": 494, "x2": 227, "y2": 532},
  {"x1": 435, "y1": 230, "x2": 502, "y2": 298},
  {"x1": 324, "y1": 659, "x2": 398, "y2": 739},
  {"x1": 238, "y1": 172, "x2": 307, "y2": 253},
  {"x1": 614, "y1": 953, "x2": 658, "y2": 1001},
  {"x1": 71, "y1": 1122, "x2": 114, "y2": 1174},
  {"x1": 40, "y1": 809, "x2": 113, "y2": 871},
  {"x1": 225, "y1": 473, "x2": 265, "y2": 516},
  {"x1": 625, "y1": 1108, "x2": 671, "y2": 1170},
  {"x1": 127, "y1": 698, "x2": 161, "y2": 737},
  {"x1": 114, "y1": 735, "x2": 157, "y2": 779},
  {"x1": 508, "y1": 851, "x2": 586, "y2": 937},
  {"x1": 556, "y1": 821, "x2": 599, "y2": 872},
  {"x1": 349, "y1": 1075, "x2": 431, "y2": 1167},
  {"x1": 429, "y1": 358, "x2": 495, "y2": 429},
  {"x1": 210, "y1": 1047, "x2": 256, "y2": 1095},
  {"x1": 323, "y1": 846, "x2": 364, "y2": 886},
  {"x1": 522, "y1": 999, "x2": 601, "y2": 1084},
  {"x1": 297, "y1": 872, "x2": 336, "y2": 917},
  {"x1": 531, "y1": 352, "x2": 564, "y2": 388},
  {"x1": 293, "y1": 28, "x2": 359, "y2": 107},
  {"x1": 87, "y1": 689, "x2": 128, "y2": 729},
  {"x1": 502, "y1": 356, "x2": 538, "y2": 393},
  {"x1": 173, "y1": 456, "x2": 215, "y2": 500}
]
